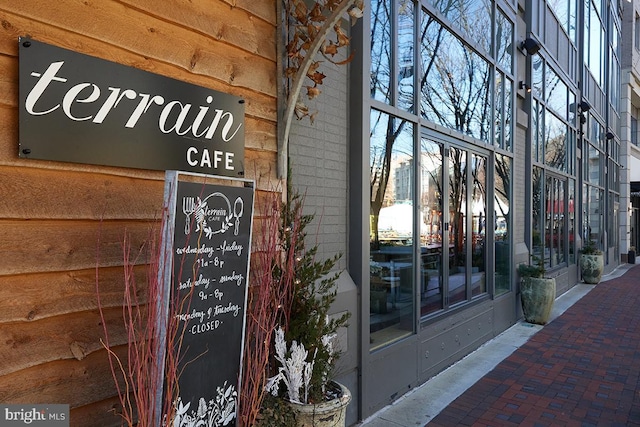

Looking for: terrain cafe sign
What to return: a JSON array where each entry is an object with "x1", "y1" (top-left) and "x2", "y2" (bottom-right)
[{"x1": 18, "y1": 38, "x2": 245, "y2": 177}]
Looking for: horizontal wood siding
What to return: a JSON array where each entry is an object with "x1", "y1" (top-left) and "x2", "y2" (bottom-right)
[{"x1": 0, "y1": 1, "x2": 278, "y2": 425}]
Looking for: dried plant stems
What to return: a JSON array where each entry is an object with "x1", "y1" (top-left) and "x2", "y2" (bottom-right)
[
  {"x1": 238, "y1": 190, "x2": 302, "y2": 426},
  {"x1": 96, "y1": 206, "x2": 197, "y2": 426}
]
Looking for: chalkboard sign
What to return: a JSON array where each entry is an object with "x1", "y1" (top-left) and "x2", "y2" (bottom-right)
[{"x1": 159, "y1": 171, "x2": 254, "y2": 426}]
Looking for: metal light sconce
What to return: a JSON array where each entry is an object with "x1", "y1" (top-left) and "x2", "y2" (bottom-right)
[
  {"x1": 521, "y1": 37, "x2": 541, "y2": 55},
  {"x1": 579, "y1": 100, "x2": 591, "y2": 112},
  {"x1": 519, "y1": 81, "x2": 531, "y2": 93},
  {"x1": 578, "y1": 100, "x2": 590, "y2": 126}
]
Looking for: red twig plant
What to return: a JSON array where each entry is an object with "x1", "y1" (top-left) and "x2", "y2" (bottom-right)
[
  {"x1": 238, "y1": 188, "x2": 300, "y2": 426},
  {"x1": 96, "y1": 206, "x2": 196, "y2": 426},
  {"x1": 239, "y1": 179, "x2": 349, "y2": 424}
]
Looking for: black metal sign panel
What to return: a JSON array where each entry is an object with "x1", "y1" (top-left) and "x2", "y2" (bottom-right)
[
  {"x1": 162, "y1": 173, "x2": 254, "y2": 425},
  {"x1": 18, "y1": 38, "x2": 245, "y2": 177}
]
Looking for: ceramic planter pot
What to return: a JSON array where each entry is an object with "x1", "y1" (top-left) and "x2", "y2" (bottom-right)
[
  {"x1": 520, "y1": 277, "x2": 556, "y2": 325},
  {"x1": 580, "y1": 253, "x2": 604, "y2": 284},
  {"x1": 289, "y1": 382, "x2": 351, "y2": 427}
]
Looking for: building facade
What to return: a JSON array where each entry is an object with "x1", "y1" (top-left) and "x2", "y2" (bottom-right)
[
  {"x1": 0, "y1": 0, "x2": 624, "y2": 425},
  {"x1": 621, "y1": 0, "x2": 640, "y2": 257},
  {"x1": 340, "y1": 0, "x2": 623, "y2": 420}
]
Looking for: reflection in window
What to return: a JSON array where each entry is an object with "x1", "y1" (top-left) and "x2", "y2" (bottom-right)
[
  {"x1": 471, "y1": 153, "x2": 487, "y2": 297},
  {"x1": 398, "y1": 0, "x2": 415, "y2": 112},
  {"x1": 367, "y1": 0, "x2": 516, "y2": 333},
  {"x1": 586, "y1": 143, "x2": 601, "y2": 186},
  {"x1": 496, "y1": 9, "x2": 513, "y2": 72},
  {"x1": 371, "y1": 0, "x2": 392, "y2": 103},
  {"x1": 583, "y1": 186, "x2": 604, "y2": 251},
  {"x1": 495, "y1": 74, "x2": 503, "y2": 149},
  {"x1": 546, "y1": 69, "x2": 568, "y2": 119},
  {"x1": 585, "y1": 0, "x2": 605, "y2": 88},
  {"x1": 504, "y1": 79, "x2": 513, "y2": 151},
  {"x1": 610, "y1": 21, "x2": 621, "y2": 117},
  {"x1": 427, "y1": 0, "x2": 492, "y2": 54},
  {"x1": 544, "y1": 113, "x2": 567, "y2": 172},
  {"x1": 420, "y1": 12, "x2": 491, "y2": 142},
  {"x1": 569, "y1": 180, "x2": 576, "y2": 263},
  {"x1": 568, "y1": 91, "x2": 576, "y2": 128},
  {"x1": 369, "y1": 109, "x2": 415, "y2": 351},
  {"x1": 532, "y1": 100, "x2": 543, "y2": 163},
  {"x1": 494, "y1": 76, "x2": 513, "y2": 152},
  {"x1": 532, "y1": 56, "x2": 544, "y2": 98},
  {"x1": 532, "y1": 167, "x2": 544, "y2": 257},
  {"x1": 547, "y1": 0, "x2": 577, "y2": 42},
  {"x1": 449, "y1": 147, "x2": 468, "y2": 305},
  {"x1": 532, "y1": 168, "x2": 571, "y2": 269},
  {"x1": 495, "y1": 155, "x2": 511, "y2": 295},
  {"x1": 545, "y1": 176, "x2": 566, "y2": 268},
  {"x1": 420, "y1": 138, "x2": 443, "y2": 315}
]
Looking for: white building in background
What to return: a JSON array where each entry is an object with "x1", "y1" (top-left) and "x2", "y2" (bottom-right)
[{"x1": 621, "y1": 0, "x2": 640, "y2": 255}]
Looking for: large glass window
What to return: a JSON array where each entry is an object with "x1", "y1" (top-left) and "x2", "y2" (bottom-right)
[
  {"x1": 495, "y1": 73, "x2": 514, "y2": 151},
  {"x1": 420, "y1": 138, "x2": 443, "y2": 315},
  {"x1": 530, "y1": 59, "x2": 577, "y2": 268},
  {"x1": 371, "y1": 0, "x2": 392, "y2": 104},
  {"x1": 369, "y1": 110, "x2": 415, "y2": 350},
  {"x1": 545, "y1": 175, "x2": 566, "y2": 268},
  {"x1": 610, "y1": 19, "x2": 620, "y2": 116},
  {"x1": 368, "y1": 0, "x2": 515, "y2": 349},
  {"x1": 585, "y1": 0, "x2": 605, "y2": 88},
  {"x1": 547, "y1": 0, "x2": 577, "y2": 43},
  {"x1": 582, "y1": 115, "x2": 606, "y2": 252},
  {"x1": 398, "y1": 0, "x2": 415, "y2": 112},
  {"x1": 532, "y1": 169, "x2": 572, "y2": 269},
  {"x1": 426, "y1": 0, "x2": 492, "y2": 54},
  {"x1": 495, "y1": 154, "x2": 511, "y2": 294},
  {"x1": 470, "y1": 153, "x2": 487, "y2": 297},
  {"x1": 583, "y1": 185, "x2": 604, "y2": 249},
  {"x1": 420, "y1": 13, "x2": 491, "y2": 142},
  {"x1": 496, "y1": 9, "x2": 514, "y2": 72},
  {"x1": 545, "y1": 112, "x2": 567, "y2": 172}
]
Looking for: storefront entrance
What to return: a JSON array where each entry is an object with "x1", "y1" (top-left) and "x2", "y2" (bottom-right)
[{"x1": 365, "y1": 127, "x2": 508, "y2": 415}]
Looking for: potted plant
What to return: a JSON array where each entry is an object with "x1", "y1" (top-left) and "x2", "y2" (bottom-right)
[
  {"x1": 239, "y1": 182, "x2": 351, "y2": 427},
  {"x1": 517, "y1": 256, "x2": 556, "y2": 325},
  {"x1": 580, "y1": 239, "x2": 604, "y2": 284},
  {"x1": 262, "y1": 185, "x2": 351, "y2": 427},
  {"x1": 628, "y1": 246, "x2": 636, "y2": 264}
]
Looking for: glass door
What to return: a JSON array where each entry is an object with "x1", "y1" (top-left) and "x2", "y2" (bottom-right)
[
  {"x1": 419, "y1": 134, "x2": 488, "y2": 317},
  {"x1": 369, "y1": 124, "x2": 489, "y2": 351}
]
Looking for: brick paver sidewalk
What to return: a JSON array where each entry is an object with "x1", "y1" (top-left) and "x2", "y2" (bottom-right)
[{"x1": 429, "y1": 265, "x2": 640, "y2": 427}]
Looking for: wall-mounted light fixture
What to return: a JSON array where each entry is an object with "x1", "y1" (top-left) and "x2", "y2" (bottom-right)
[
  {"x1": 521, "y1": 37, "x2": 541, "y2": 55},
  {"x1": 606, "y1": 131, "x2": 615, "y2": 140},
  {"x1": 579, "y1": 100, "x2": 591, "y2": 111},
  {"x1": 519, "y1": 81, "x2": 532, "y2": 93}
]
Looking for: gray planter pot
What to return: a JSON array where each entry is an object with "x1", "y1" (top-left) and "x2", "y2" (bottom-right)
[
  {"x1": 289, "y1": 382, "x2": 351, "y2": 427},
  {"x1": 580, "y1": 253, "x2": 604, "y2": 284},
  {"x1": 520, "y1": 277, "x2": 556, "y2": 325}
]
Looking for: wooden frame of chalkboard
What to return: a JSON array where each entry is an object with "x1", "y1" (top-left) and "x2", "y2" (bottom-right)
[{"x1": 154, "y1": 170, "x2": 254, "y2": 426}]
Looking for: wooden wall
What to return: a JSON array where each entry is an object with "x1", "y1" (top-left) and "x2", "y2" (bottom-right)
[{"x1": 0, "y1": 1, "x2": 278, "y2": 425}]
